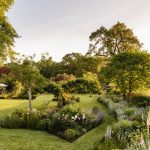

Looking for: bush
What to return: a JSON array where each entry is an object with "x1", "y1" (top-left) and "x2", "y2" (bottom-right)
[
  {"x1": 62, "y1": 78, "x2": 102, "y2": 94},
  {"x1": 0, "y1": 115, "x2": 25, "y2": 128},
  {"x1": 131, "y1": 95, "x2": 150, "y2": 107},
  {"x1": 63, "y1": 129, "x2": 78, "y2": 140},
  {"x1": 44, "y1": 82, "x2": 63, "y2": 97},
  {"x1": 124, "y1": 108, "x2": 135, "y2": 117},
  {"x1": 53, "y1": 73, "x2": 76, "y2": 83},
  {"x1": 127, "y1": 129, "x2": 150, "y2": 149},
  {"x1": 111, "y1": 120, "x2": 140, "y2": 142},
  {"x1": 56, "y1": 94, "x2": 80, "y2": 108},
  {"x1": 0, "y1": 110, "x2": 43, "y2": 129}
]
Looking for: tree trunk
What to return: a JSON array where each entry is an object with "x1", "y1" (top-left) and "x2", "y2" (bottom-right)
[{"x1": 28, "y1": 87, "x2": 32, "y2": 112}]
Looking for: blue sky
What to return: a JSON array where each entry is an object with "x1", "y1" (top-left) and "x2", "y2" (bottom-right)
[{"x1": 7, "y1": 0, "x2": 150, "y2": 61}]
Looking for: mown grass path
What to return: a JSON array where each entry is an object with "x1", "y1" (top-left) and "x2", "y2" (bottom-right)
[{"x1": 0, "y1": 95, "x2": 116, "y2": 150}]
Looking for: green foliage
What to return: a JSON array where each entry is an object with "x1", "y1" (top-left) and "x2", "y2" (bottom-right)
[
  {"x1": 0, "y1": 94, "x2": 114, "y2": 149},
  {"x1": 95, "y1": 139, "x2": 124, "y2": 150},
  {"x1": 56, "y1": 94, "x2": 80, "y2": 108},
  {"x1": 87, "y1": 22, "x2": 142, "y2": 57},
  {"x1": 0, "y1": 0, "x2": 14, "y2": 15},
  {"x1": 97, "y1": 94, "x2": 147, "y2": 122},
  {"x1": 0, "y1": 115, "x2": 25, "y2": 128},
  {"x1": 101, "y1": 51, "x2": 150, "y2": 100},
  {"x1": 98, "y1": 120, "x2": 140, "y2": 149},
  {"x1": 53, "y1": 73, "x2": 76, "y2": 83},
  {"x1": 131, "y1": 95, "x2": 150, "y2": 107},
  {"x1": 63, "y1": 129, "x2": 78, "y2": 140},
  {"x1": 10, "y1": 57, "x2": 45, "y2": 111},
  {"x1": 0, "y1": 15, "x2": 18, "y2": 63},
  {"x1": 62, "y1": 53, "x2": 103, "y2": 77},
  {"x1": 45, "y1": 82, "x2": 63, "y2": 97},
  {"x1": 62, "y1": 78, "x2": 102, "y2": 94},
  {"x1": 127, "y1": 129, "x2": 150, "y2": 149},
  {"x1": 0, "y1": 104, "x2": 104, "y2": 142},
  {"x1": 37, "y1": 53, "x2": 53, "y2": 79},
  {"x1": 83, "y1": 72, "x2": 100, "y2": 85},
  {"x1": 111, "y1": 120, "x2": 139, "y2": 140}
]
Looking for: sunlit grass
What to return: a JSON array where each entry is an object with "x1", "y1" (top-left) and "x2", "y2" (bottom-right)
[{"x1": 143, "y1": 89, "x2": 150, "y2": 96}]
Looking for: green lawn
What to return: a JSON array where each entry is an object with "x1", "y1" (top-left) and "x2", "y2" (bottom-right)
[{"x1": 0, "y1": 95, "x2": 115, "y2": 150}]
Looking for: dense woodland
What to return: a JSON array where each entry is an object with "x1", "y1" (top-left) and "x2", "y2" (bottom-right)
[{"x1": 0, "y1": 0, "x2": 150, "y2": 150}]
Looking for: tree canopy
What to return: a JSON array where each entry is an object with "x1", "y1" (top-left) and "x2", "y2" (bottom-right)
[
  {"x1": 101, "y1": 51, "x2": 150, "y2": 100},
  {"x1": 0, "y1": 0, "x2": 18, "y2": 65},
  {"x1": 87, "y1": 22, "x2": 142, "y2": 57},
  {"x1": 0, "y1": 0, "x2": 14, "y2": 16}
]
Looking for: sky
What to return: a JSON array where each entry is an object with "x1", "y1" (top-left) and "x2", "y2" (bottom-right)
[{"x1": 7, "y1": 0, "x2": 150, "y2": 61}]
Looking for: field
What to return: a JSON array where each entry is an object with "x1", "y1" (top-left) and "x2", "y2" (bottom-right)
[{"x1": 0, "y1": 95, "x2": 115, "y2": 150}]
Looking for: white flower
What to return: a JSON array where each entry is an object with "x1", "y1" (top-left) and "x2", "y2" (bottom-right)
[
  {"x1": 82, "y1": 114, "x2": 86, "y2": 119},
  {"x1": 75, "y1": 115, "x2": 78, "y2": 119},
  {"x1": 82, "y1": 116, "x2": 86, "y2": 119}
]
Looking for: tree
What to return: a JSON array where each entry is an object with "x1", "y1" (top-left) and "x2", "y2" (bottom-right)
[
  {"x1": 37, "y1": 53, "x2": 53, "y2": 79},
  {"x1": 0, "y1": 0, "x2": 14, "y2": 16},
  {"x1": 62, "y1": 53, "x2": 103, "y2": 77},
  {"x1": 62, "y1": 78, "x2": 102, "y2": 94},
  {"x1": 101, "y1": 51, "x2": 150, "y2": 100},
  {"x1": 87, "y1": 22, "x2": 142, "y2": 57},
  {"x1": 83, "y1": 72, "x2": 100, "y2": 85},
  {"x1": 0, "y1": 0, "x2": 18, "y2": 65},
  {"x1": 62, "y1": 53, "x2": 82, "y2": 76},
  {"x1": 11, "y1": 56, "x2": 44, "y2": 111},
  {"x1": 53, "y1": 73, "x2": 76, "y2": 83}
]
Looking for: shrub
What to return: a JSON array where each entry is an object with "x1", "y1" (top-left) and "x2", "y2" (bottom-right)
[
  {"x1": 124, "y1": 108, "x2": 135, "y2": 117},
  {"x1": 53, "y1": 73, "x2": 76, "y2": 83},
  {"x1": 111, "y1": 120, "x2": 140, "y2": 142},
  {"x1": 44, "y1": 82, "x2": 63, "y2": 97},
  {"x1": 127, "y1": 129, "x2": 150, "y2": 149},
  {"x1": 63, "y1": 129, "x2": 78, "y2": 140},
  {"x1": 56, "y1": 94, "x2": 80, "y2": 108},
  {"x1": 0, "y1": 115, "x2": 25, "y2": 128},
  {"x1": 37, "y1": 119, "x2": 50, "y2": 131},
  {"x1": 62, "y1": 78, "x2": 102, "y2": 94},
  {"x1": 0, "y1": 110, "x2": 43, "y2": 129},
  {"x1": 131, "y1": 95, "x2": 150, "y2": 107},
  {"x1": 57, "y1": 101, "x2": 63, "y2": 108}
]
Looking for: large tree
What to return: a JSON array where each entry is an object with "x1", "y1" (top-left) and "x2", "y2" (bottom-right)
[
  {"x1": 62, "y1": 53, "x2": 103, "y2": 77},
  {"x1": 0, "y1": 0, "x2": 18, "y2": 64},
  {"x1": 87, "y1": 22, "x2": 142, "y2": 57},
  {"x1": 37, "y1": 53, "x2": 53, "y2": 78},
  {"x1": 101, "y1": 51, "x2": 150, "y2": 100}
]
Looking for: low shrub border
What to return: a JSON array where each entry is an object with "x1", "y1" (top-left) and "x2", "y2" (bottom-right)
[{"x1": 0, "y1": 106, "x2": 104, "y2": 142}]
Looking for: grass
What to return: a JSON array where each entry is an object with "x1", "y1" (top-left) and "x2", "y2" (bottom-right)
[
  {"x1": 143, "y1": 89, "x2": 150, "y2": 96},
  {"x1": 0, "y1": 94, "x2": 116, "y2": 150}
]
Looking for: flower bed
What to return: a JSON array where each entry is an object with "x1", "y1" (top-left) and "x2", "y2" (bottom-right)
[{"x1": 0, "y1": 105, "x2": 104, "y2": 142}]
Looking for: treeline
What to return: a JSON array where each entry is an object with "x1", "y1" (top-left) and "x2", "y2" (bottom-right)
[{"x1": 0, "y1": 15, "x2": 150, "y2": 111}]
